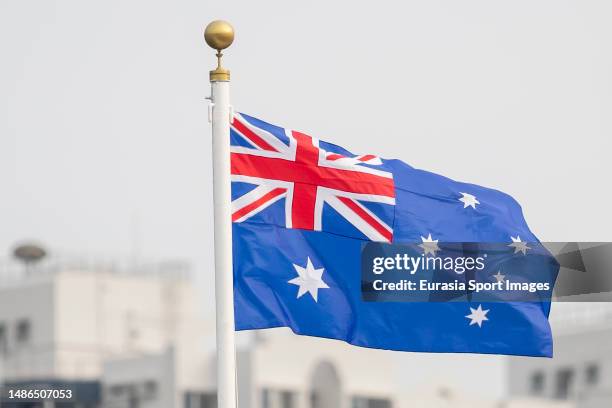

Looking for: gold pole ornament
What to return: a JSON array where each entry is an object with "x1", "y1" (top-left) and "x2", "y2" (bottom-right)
[{"x1": 204, "y1": 20, "x2": 235, "y2": 81}]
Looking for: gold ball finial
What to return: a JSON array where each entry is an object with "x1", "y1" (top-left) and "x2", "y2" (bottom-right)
[
  {"x1": 204, "y1": 20, "x2": 234, "y2": 51},
  {"x1": 204, "y1": 20, "x2": 234, "y2": 81}
]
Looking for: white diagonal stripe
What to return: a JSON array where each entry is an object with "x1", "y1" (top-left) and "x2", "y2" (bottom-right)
[
  {"x1": 324, "y1": 194, "x2": 391, "y2": 242},
  {"x1": 232, "y1": 184, "x2": 287, "y2": 223},
  {"x1": 234, "y1": 113, "x2": 291, "y2": 154}
]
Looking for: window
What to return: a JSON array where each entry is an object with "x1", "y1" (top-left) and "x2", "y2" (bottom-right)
[
  {"x1": 261, "y1": 388, "x2": 271, "y2": 408},
  {"x1": 280, "y1": 390, "x2": 295, "y2": 408},
  {"x1": 202, "y1": 394, "x2": 216, "y2": 408},
  {"x1": 0, "y1": 323, "x2": 7, "y2": 354},
  {"x1": 530, "y1": 371, "x2": 545, "y2": 395},
  {"x1": 15, "y1": 319, "x2": 31, "y2": 344},
  {"x1": 261, "y1": 389, "x2": 295, "y2": 408},
  {"x1": 555, "y1": 368, "x2": 574, "y2": 399},
  {"x1": 310, "y1": 391, "x2": 319, "y2": 408},
  {"x1": 585, "y1": 364, "x2": 599, "y2": 386},
  {"x1": 109, "y1": 384, "x2": 127, "y2": 396},
  {"x1": 143, "y1": 380, "x2": 158, "y2": 399},
  {"x1": 184, "y1": 392, "x2": 216, "y2": 408},
  {"x1": 352, "y1": 397, "x2": 392, "y2": 408},
  {"x1": 127, "y1": 384, "x2": 139, "y2": 408}
]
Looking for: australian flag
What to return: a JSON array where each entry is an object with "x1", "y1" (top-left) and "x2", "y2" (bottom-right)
[{"x1": 231, "y1": 112, "x2": 558, "y2": 357}]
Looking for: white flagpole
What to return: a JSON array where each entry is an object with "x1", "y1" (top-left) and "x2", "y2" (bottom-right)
[{"x1": 205, "y1": 20, "x2": 237, "y2": 408}]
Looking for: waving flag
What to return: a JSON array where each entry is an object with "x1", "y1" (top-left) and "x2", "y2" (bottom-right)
[{"x1": 231, "y1": 113, "x2": 558, "y2": 357}]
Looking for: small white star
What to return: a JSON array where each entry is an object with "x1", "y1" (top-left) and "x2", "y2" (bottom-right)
[
  {"x1": 288, "y1": 257, "x2": 329, "y2": 302},
  {"x1": 465, "y1": 304, "x2": 490, "y2": 327},
  {"x1": 419, "y1": 233, "x2": 440, "y2": 256},
  {"x1": 493, "y1": 271, "x2": 506, "y2": 283},
  {"x1": 458, "y1": 192, "x2": 480, "y2": 209},
  {"x1": 508, "y1": 235, "x2": 530, "y2": 255}
]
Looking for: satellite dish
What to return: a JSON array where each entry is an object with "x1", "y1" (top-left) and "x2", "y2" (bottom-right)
[{"x1": 13, "y1": 243, "x2": 47, "y2": 264}]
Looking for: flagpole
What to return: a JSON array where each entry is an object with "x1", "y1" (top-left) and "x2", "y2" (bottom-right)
[{"x1": 204, "y1": 20, "x2": 237, "y2": 408}]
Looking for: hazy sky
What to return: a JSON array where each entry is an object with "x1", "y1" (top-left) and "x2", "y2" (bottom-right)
[{"x1": 1, "y1": 0, "x2": 611, "y2": 399}]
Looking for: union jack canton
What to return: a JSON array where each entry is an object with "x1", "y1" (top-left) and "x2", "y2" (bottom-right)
[{"x1": 230, "y1": 113, "x2": 396, "y2": 242}]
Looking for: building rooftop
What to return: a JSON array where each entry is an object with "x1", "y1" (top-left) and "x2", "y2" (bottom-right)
[{"x1": 0, "y1": 254, "x2": 192, "y2": 288}]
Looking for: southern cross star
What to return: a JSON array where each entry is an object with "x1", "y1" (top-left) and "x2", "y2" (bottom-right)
[
  {"x1": 288, "y1": 257, "x2": 329, "y2": 302},
  {"x1": 419, "y1": 233, "x2": 440, "y2": 256},
  {"x1": 508, "y1": 235, "x2": 530, "y2": 255},
  {"x1": 493, "y1": 271, "x2": 506, "y2": 283},
  {"x1": 458, "y1": 192, "x2": 480, "y2": 209},
  {"x1": 466, "y1": 304, "x2": 490, "y2": 328}
]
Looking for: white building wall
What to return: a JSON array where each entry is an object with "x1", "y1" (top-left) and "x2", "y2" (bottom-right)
[
  {"x1": 174, "y1": 341, "x2": 217, "y2": 401},
  {"x1": 248, "y1": 329, "x2": 397, "y2": 408},
  {"x1": 0, "y1": 278, "x2": 56, "y2": 380},
  {"x1": 0, "y1": 268, "x2": 207, "y2": 384},
  {"x1": 237, "y1": 348, "x2": 254, "y2": 408},
  {"x1": 508, "y1": 310, "x2": 612, "y2": 408},
  {"x1": 508, "y1": 325, "x2": 612, "y2": 400},
  {"x1": 103, "y1": 347, "x2": 176, "y2": 408},
  {"x1": 53, "y1": 270, "x2": 201, "y2": 379},
  {"x1": 103, "y1": 344, "x2": 220, "y2": 408},
  {"x1": 54, "y1": 270, "x2": 103, "y2": 379}
]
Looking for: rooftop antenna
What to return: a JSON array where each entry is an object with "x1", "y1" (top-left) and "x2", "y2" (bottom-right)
[{"x1": 13, "y1": 242, "x2": 47, "y2": 274}]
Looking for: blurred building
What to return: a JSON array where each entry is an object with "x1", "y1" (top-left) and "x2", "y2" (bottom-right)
[
  {"x1": 102, "y1": 331, "x2": 398, "y2": 408},
  {"x1": 0, "y1": 255, "x2": 198, "y2": 407},
  {"x1": 0, "y1": 254, "x2": 610, "y2": 408},
  {"x1": 508, "y1": 303, "x2": 612, "y2": 408}
]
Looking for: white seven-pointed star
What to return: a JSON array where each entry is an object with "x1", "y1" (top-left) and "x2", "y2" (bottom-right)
[
  {"x1": 493, "y1": 270, "x2": 506, "y2": 283},
  {"x1": 288, "y1": 257, "x2": 329, "y2": 302},
  {"x1": 458, "y1": 192, "x2": 480, "y2": 209},
  {"x1": 508, "y1": 235, "x2": 530, "y2": 255},
  {"x1": 466, "y1": 304, "x2": 490, "y2": 327},
  {"x1": 419, "y1": 233, "x2": 440, "y2": 256}
]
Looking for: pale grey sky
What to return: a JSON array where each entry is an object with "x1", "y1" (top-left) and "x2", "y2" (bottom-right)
[{"x1": 1, "y1": 0, "x2": 611, "y2": 398}]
